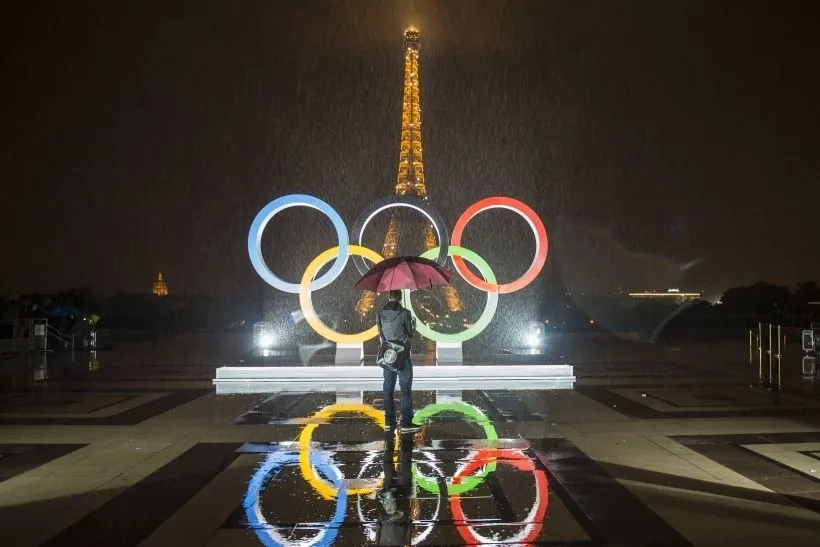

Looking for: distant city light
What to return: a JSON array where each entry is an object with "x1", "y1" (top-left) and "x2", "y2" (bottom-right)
[{"x1": 628, "y1": 290, "x2": 701, "y2": 299}]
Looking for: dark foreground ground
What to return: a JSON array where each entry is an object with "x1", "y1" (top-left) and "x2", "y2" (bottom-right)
[{"x1": 0, "y1": 331, "x2": 819, "y2": 546}]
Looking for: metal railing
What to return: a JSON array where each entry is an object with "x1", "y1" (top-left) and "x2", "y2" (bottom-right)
[
  {"x1": 801, "y1": 323, "x2": 819, "y2": 380},
  {"x1": 0, "y1": 318, "x2": 75, "y2": 353},
  {"x1": 1, "y1": 319, "x2": 43, "y2": 353},
  {"x1": 802, "y1": 324, "x2": 820, "y2": 353},
  {"x1": 47, "y1": 324, "x2": 74, "y2": 350},
  {"x1": 749, "y1": 322, "x2": 784, "y2": 390}
]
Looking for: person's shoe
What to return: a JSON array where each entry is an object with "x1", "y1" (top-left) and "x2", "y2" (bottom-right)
[{"x1": 400, "y1": 424, "x2": 422, "y2": 434}]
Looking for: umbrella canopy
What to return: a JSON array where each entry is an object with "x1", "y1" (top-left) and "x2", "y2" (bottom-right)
[{"x1": 353, "y1": 255, "x2": 451, "y2": 292}]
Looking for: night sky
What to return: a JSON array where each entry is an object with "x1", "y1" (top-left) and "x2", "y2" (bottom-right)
[{"x1": 2, "y1": 0, "x2": 819, "y2": 297}]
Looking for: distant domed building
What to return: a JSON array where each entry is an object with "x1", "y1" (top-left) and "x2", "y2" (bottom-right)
[{"x1": 152, "y1": 272, "x2": 169, "y2": 297}]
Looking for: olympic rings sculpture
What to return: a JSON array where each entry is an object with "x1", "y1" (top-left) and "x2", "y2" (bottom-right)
[
  {"x1": 244, "y1": 400, "x2": 549, "y2": 546},
  {"x1": 248, "y1": 194, "x2": 549, "y2": 343}
]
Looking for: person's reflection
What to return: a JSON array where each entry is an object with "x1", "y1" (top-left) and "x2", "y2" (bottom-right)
[{"x1": 375, "y1": 433, "x2": 414, "y2": 546}]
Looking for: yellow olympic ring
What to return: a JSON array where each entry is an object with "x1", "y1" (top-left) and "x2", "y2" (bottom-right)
[
  {"x1": 298, "y1": 403, "x2": 385, "y2": 499},
  {"x1": 299, "y1": 245, "x2": 385, "y2": 343}
]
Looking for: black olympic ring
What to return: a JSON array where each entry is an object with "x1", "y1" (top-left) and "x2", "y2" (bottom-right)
[{"x1": 350, "y1": 195, "x2": 450, "y2": 276}]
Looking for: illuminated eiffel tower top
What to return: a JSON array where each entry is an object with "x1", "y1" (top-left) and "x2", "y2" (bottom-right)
[
  {"x1": 395, "y1": 26, "x2": 427, "y2": 198},
  {"x1": 354, "y1": 27, "x2": 464, "y2": 319}
]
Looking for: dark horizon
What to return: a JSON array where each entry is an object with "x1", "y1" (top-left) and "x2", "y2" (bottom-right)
[{"x1": 3, "y1": 1, "x2": 820, "y2": 297}]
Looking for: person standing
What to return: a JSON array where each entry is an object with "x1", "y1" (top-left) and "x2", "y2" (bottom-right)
[{"x1": 377, "y1": 290, "x2": 421, "y2": 434}]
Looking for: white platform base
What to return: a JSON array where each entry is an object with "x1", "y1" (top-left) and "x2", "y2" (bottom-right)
[
  {"x1": 335, "y1": 390, "x2": 363, "y2": 404},
  {"x1": 436, "y1": 341, "x2": 463, "y2": 363},
  {"x1": 213, "y1": 364, "x2": 574, "y2": 394},
  {"x1": 334, "y1": 343, "x2": 363, "y2": 364},
  {"x1": 435, "y1": 389, "x2": 463, "y2": 403}
]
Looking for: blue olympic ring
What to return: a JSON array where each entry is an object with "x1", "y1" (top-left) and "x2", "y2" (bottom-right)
[
  {"x1": 244, "y1": 450, "x2": 347, "y2": 547},
  {"x1": 248, "y1": 194, "x2": 350, "y2": 293}
]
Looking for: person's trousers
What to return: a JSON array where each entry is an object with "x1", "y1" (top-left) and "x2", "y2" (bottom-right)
[{"x1": 382, "y1": 360, "x2": 413, "y2": 427}]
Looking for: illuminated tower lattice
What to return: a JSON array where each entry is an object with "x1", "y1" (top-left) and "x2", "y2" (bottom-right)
[
  {"x1": 354, "y1": 27, "x2": 464, "y2": 321},
  {"x1": 152, "y1": 272, "x2": 169, "y2": 297}
]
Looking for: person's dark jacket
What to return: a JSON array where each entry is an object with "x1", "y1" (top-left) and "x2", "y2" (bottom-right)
[{"x1": 377, "y1": 301, "x2": 414, "y2": 346}]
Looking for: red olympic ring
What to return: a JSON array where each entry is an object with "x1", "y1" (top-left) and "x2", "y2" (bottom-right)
[
  {"x1": 451, "y1": 196, "x2": 549, "y2": 294},
  {"x1": 450, "y1": 449, "x2": 548, "y2": 545}
]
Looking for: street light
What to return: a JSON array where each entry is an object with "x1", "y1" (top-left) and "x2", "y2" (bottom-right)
[
  {"x1": 254, "y1": 321, "x2": 276, "y2": 349},
  {"x1": 525, "y1": 321, "x2": 546, "y2": 348}
]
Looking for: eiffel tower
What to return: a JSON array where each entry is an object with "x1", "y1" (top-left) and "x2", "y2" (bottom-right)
[{"x1": 354, "y1": 27, "x2": 463, "y2": 326}]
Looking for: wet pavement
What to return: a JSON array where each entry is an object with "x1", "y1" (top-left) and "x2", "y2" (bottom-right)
[{"x1": 1, "y1": 332, "x2": 820, "y2": 545}]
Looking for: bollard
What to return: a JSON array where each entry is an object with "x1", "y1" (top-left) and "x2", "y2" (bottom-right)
[
  {"x1": 758, "y1": 322, "x2": 764, "y2": 382},
  {"x1": 752, "y1": 333, "x2": 762, "y2": 385},
  {"x1": 768, "y1": 323, "x2": 774, "y2": 385},
  {"x1": 749, "y1": 329, "x2": 754, "y2": 367},
  {"x1": 777, "y1": 325, "x2": 782, "y2": 390}
]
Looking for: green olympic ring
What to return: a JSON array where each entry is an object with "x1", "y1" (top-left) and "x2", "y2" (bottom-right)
[
  {"x1": 401, "y1": 246, "x2": 499, "y2": 343},
  {"x1": 411, "y1": 401, "x2": 499, "y2": 495}
]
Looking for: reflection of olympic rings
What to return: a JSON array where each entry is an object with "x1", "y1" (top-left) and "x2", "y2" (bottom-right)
[
  {"x1": 246, "y1": 400, "x2": 549, "y2": 546},
  {"x1": 298, "y1": 403, "x2": 385, "y2": 499},
  {"x1": 450, "y1": 449, "x2": 548, "y2": 545},
  {"x1": 411, "y1": 402, "x2": 499, "y2": 495},
  {"x1": 244, "y1": 450, "x2": 347, "y2": 547},
  {"x1": 247, "y1": 193, "x2": 548, "y2": 343},
  {"x1": 355, "y1": 449, "x2": 443, "y2": 545}
]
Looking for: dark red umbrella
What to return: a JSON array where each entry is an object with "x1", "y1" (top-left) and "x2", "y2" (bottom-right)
[{"x1": 353, "y1": 255, "x2": 451, "y2": 292}]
